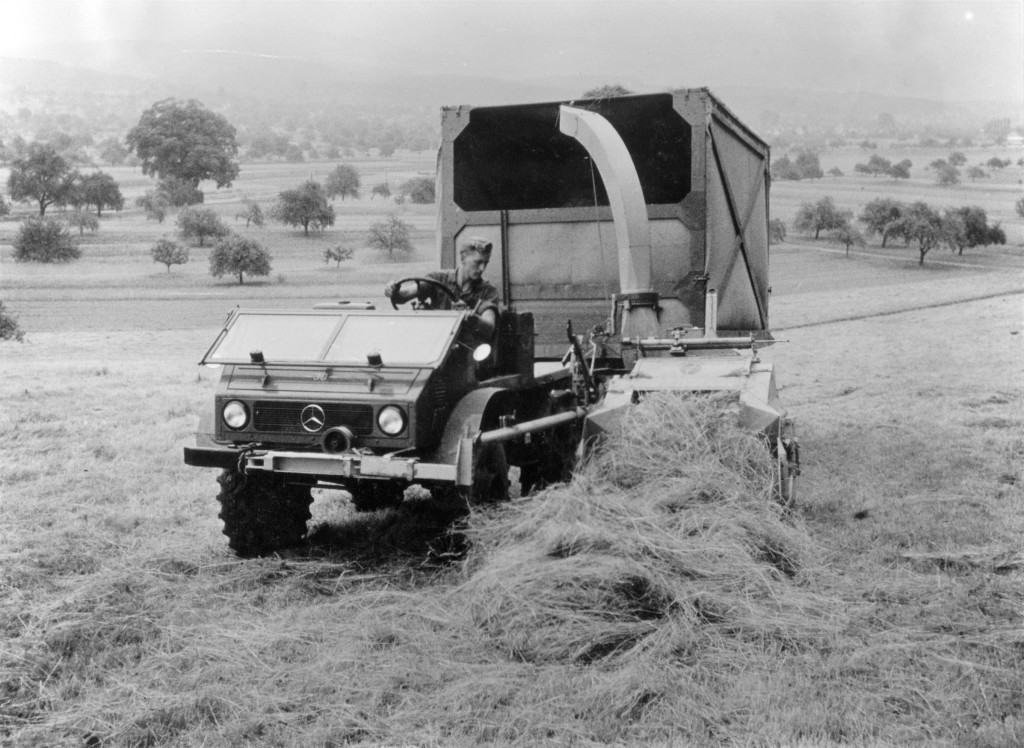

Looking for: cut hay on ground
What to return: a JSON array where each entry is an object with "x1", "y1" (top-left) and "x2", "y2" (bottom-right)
[{"x1": 456, "y1": 393, "x2": 837, "y2": 665}]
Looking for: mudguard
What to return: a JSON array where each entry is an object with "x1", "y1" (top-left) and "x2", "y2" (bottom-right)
[{"x1": 432, "y1": 387, "x2": 516, "y2": 466}]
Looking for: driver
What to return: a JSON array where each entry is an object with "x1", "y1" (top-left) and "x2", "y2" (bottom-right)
[{"x1": 384, "y1": 237, "x2": 500, "y2": 340}]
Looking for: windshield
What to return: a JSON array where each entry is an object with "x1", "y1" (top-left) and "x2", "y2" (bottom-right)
[
  {"x1": 325, "y1": 316, "x2": 456, "y2": 364},
  {"x1": 204, "y1": 311, "x2": 460, "y2": 366}
]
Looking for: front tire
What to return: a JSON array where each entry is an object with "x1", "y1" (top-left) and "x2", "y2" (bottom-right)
[{"x1": 216, "y1": 470, "x2": 313, "y2": 557}]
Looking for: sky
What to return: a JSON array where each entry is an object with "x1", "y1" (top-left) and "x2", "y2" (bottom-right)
[{"x1": 1, "y1": 0, "x2": 1022, "y2": 105}]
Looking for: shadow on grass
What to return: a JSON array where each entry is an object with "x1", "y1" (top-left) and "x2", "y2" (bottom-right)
[{"x1": 301, "y1": 496, "x2": 470, "y2": 569}]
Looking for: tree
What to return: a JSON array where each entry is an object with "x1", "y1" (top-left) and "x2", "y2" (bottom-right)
[
  {"x1": 66, "y1": 210, "x2": 99, "y2": 236},
  {"x1": 934, "y1": 162, "x2": 960, "y2": 186},
  {"x1": 983, "y1": 118, "x2": 1012, "y2": 145},
  {"x1": 98, "y1": 137, "x2": 129, "y2": 166},
  {"x1": 13, "y1": 217, "x2": 80, "y2": 263},
  {"x1": 155, "y1": 176, "x2": 203, "y2": 207},
  {"x1": 324, "y1": 244, "x2": 354, "y2": 267},
  {"x1": 7, "y1": 144, "x2": 76, "y2": 215},
  {"x1": 859, "y1": 198, "x2": 904, "y2": 248},
  {"x1": 398, "y1": 176, "x2": 435, "y2": 204},
  {"x1": 986, "y1": 157, "x2": 1009, "y2": 170},
  {"x1": 854, "y1": 154, "x2": 891, "y2": 177},
  {"x1": 768, "y1": 218, "x2": 787, "y2": 245},
  {"x1": 74, "y1": 171, "x2": 124, "y2": 216},
  {"x1": 945, "y1": 206, "x2": 1005, "y2": 252},
  {"x1": 831, "y1": 224, "x2": 865, "y2": 257},
  {"x1": 325, "y1": 164, "x2": 361, "y2": 200},
  {"x1": 367, "y1": 215, "x2": 414, "y2": 258},
  {"x1": 942, "y1": 210, "x2": 969, "y2": 256},
  {"x1": 583, "y1": 84, "x2": 633, "y2": 98},
  {"x1": 771, "y1": 154, "x2": 802, "y2": 181},
  {"x1": 888, "y1": 159, "x2": 912, "y2": 180},
  {"x1": 793, "y1": 150, "x2": 823, "y2": 180},
  {"x1": 236, "y1": 200, "x2": 265, "y2": 228},
  {"x1": 271, "y1": 180, "x2": 335, "y2": 236},
  {"x1": 137, "y1": 191, "x2": 171, "y2": 223},
  {"x1": 150, "y1": 237, "x2": 189, "y2": 272},
  {"x1": 0, "y1": 301, "x2": 25, "y2": 342},
  {"x1": 371, "y1": 182, "x2": 392, "y2": 200},
  {"x1": 0, "y1": 194, "x2": 9, "y2": 220},
  {"x1": 889, "y1": 202, "x2": 944, "y2": 265},
  {"x1": 827, "y1": 167, "x2": 843, "y2": 178},
  {"x1": 177, "y1": 206, "x2": 230, "y2": 247},
  {"x1": 948, "y1": 151, "x2": 967, "y2": 167},
  {"x1": 965, "y1": 165, "x2": 988, "y2": 182},
  {"x1": 793, "y1": 196, "x2": 849, "y2": 239},
  {"x1": 126, "y1": 98, "x2": 240, "y2": 190},
  {"x1": 209, "y1": 234, "x2": 272, "y2": 284}
]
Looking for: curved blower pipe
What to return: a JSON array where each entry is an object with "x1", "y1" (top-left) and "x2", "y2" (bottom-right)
[{"x1": 558, "y1": 105, "x2": 660, "y2": 339}]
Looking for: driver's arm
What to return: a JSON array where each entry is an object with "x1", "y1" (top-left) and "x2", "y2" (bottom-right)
[
  {"x1": 475, "y1": 307, "x2": 498, "y2": 342},
  {"x1": 384, "y1": 280, "x2": 419, "y2": 304}
]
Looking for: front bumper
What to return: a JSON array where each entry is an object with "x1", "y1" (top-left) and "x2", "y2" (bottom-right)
[{"x1": 183, "y1": 443, "x2": 465, "y2": 485}]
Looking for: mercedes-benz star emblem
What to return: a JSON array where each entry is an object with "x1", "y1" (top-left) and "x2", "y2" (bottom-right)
[{"x1": 300, "y1": 404, "x2": 326, "y2": 432}]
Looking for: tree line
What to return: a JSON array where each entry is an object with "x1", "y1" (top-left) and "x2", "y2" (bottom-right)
[
  {"x1": 772, "y1": 147, "x2": 1023, "y2": 185},
  {"x1": 782, "y1": 195, "x2": 1014, "y2": 265},
  {"x1": 3, "y1": 98, "x2": 438, "y2": 280}
]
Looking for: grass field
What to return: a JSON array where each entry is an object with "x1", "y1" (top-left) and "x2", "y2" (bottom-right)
[{"x1": 1, "y1": 154, "x2": 1023, "y2": 746}]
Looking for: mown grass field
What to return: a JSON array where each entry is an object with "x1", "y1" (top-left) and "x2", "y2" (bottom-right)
[{"x1": 1, "y1": 152, "x2": 1023, "y2": 747}]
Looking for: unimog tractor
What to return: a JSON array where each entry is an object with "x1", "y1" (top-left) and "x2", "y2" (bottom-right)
[{"x1": 184, "y1": 89, "x2": 799, "y2": 556}]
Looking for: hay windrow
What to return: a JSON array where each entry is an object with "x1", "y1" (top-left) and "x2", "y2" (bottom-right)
[{"x1": 457, "y1": 392, "x2": 835, "y2": 665}]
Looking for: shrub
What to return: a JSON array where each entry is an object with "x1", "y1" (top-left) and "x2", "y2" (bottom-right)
[
  {"x1": 209, "y1": 234, "x2": 272, "y2": 284},
  {"x1": 13, "y1": 217, "x2": 80, "y2": 263},
  {"x1": 235, "y1": 200, "x2": 264, "y2": 228},
  {"x1": 398, "y1": 176, "x2": 435, "y2": 204},
  {"x1": 177, "y1": 206, "x2": 230, "y2": 247},
  {"x1": 0, "y1": 193, "x2": 10, "y2": 219},
  {"x1": 367, "y1": 215, "x2": 414, "y2": 258},
  {"x1": 1016, "y1": 196, "x2": 1024, "y2": 220},
  {"x1": 0, "y1": 301, "x2": 25, "y2": 342},
  {"x1": 768, "y1": 218, "x2": 787, "y2": 245},
  {"x1": 150, "y1": 238, "x2": 189, "y2": 272},
  {"x1": 66, "y1": 210, "x2": 99, "y2": 236},
  {"x1": 136, "y1": 191, "x2": 170, "y2": 223},
  {"x1": 324, "y1": 244, "x2": 354, "y2": 267}
]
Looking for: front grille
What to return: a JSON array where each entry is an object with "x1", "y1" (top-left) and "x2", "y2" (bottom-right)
[{"x1": 253, "y1": 401, "x2": 374, "y2": 435}]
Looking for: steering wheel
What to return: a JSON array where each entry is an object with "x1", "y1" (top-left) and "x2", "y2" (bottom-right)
[{"x1": 390, "y1": 277, "x2": 461, "y2": 310}]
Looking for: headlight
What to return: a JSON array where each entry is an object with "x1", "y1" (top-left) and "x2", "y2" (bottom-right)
[
  {"x1": 377, "y1": 405, "x2": 406, "y2": 436},
  {"x1": 222, "y1": 400, "x2": 249, "y2": 430}
]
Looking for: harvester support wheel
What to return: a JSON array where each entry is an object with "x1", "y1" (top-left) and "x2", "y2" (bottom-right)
[
  {"x1": 349, "y1": 481, "x2": 406, "y2": 512},
  {"x1": 216, "y1": 469, "x2": 313, "y2": 557},
  {"x1": 774, "y1": 438, "x2": 799, "y2": 510}
]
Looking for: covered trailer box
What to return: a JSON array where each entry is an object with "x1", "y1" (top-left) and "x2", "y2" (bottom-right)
[{"x1": 437, "y1": 89, "x2": 772, "y2": 358}]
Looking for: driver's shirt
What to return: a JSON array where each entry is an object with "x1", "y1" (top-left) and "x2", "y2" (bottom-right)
[{"x1": 419, "y1": 269, "x2": 500, "y2": 314}]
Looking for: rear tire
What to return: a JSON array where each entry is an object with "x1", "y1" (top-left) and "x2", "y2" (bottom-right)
[{"x1": 216, "y1": 469, "x2": 313, "y2": 557}]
